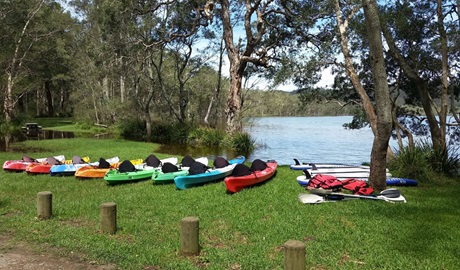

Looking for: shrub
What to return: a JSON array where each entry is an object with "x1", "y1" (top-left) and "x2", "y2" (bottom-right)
[
  {"x1": 228, "y1": 132, "x2": 255, "y2": 153},
  {"x1": 388, "y1": 139, "x2": 460, "y2": 181},
  {"x1": 187, "y1": 127, "x2": 225, "y2": 147},
  {"x1": 388, "y1": 144, "x2": 433, "y2": 182},
  {"x1": 151, "y1": 122, "x2": 192, "y2": 144},
  {"x1": 119, "y1": 119, "x2": 146, "y2": 141}
]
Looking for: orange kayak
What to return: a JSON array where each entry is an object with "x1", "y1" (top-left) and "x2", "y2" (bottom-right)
[{"x1": 75, "y1": 159, "x2": 143, "y2": 179}]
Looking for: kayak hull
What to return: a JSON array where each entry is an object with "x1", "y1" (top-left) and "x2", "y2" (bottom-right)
[
  {"x1": 174, "y1": 164, "x2": 236, "y2": 190},
  {"x1": 225, "y1": 161, "x2": 278, "y2": 193},
  {"x1": 152, "y1": 170, "x2": 189, "y2": 184},
  {"x1": 3, "y1": 155, "x2": 65, "y2": 172},
  {"x1": 104, "y1": 169, "x2": 158, "y2": 184},
  {"x1": 50, "y1": 157, "x2": 119, "y2": 176},
  {"x1": 104, "y1": 157, "x2": 177, "y2": 185},
  {"x1": 75, "y1": 159, "x2": 143, "y2": 179},
  {"x1": 152, "y1": 157, "x2": 209, "y2": 184},
  {"x1": 174, "y1": 156, "x2": 245, "y2": 190}
]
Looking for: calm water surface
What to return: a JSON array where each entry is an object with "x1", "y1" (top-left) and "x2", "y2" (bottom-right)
[{"x1": 246, "y1": 116, "x2": 400, "y2": 165}]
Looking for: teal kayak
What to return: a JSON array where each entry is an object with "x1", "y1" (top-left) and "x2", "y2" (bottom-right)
[
  {"x1": 152, "y1": 157, "x2": 208, "y2": 185},
  {"x1": 174, "y1": 156, "x2": 245, "y2": 190},
  {"x1": 104, "y1": 157, "x2": 177, "y2": 185}
]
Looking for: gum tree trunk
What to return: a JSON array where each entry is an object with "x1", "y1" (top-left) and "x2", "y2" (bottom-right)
[{"x1": 362, "y1": 0, "x2": 393, "y2": 191}]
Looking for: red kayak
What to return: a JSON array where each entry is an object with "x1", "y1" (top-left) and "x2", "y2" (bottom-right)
[
  {"x1": 224, "y1": 160, "x2": 277, "y2": 193},
  {"x1": 3, "y1": 155, "x2": 64, "y2": 172}
]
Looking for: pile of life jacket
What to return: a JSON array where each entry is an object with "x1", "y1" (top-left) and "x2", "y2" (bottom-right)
[{"x1": 306, "y1": 174, "x2": 374, "y2": 195}]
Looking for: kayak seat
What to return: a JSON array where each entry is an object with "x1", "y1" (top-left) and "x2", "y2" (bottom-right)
[
  {"x1": 232, "y1": 164, "x2": 252, "y2": 176},
  {"x1": 250, "y1": 159, "x2": 267, "y2": 171},
  {"x1": 189, "y1": 161, "x2": 209, "y2": 175},
  {"x1": 118, "y1": 160, "x2": 136, "y2": 173},
  {"x1": 47, "y1": 156, "x2": 62, "y2": 165},
  {"x1": 72, "y1": 155, "x2": 86, "y2": 164},
  {"x1": 181, "y1": 155, "x2": 195, "y2": 167},
  {"x1": 98, "y1": 158, "x2": 110, "y2": 168},
  {"x1": 214, "y1": 157, "x2": 229, "y2": 168},
  {"x1": 162, "y1": 162, "x2": 179, "y2": 173},
  {"x1": 145, "y1": 154, "x2": 161, "y2": 167},
  {"x1": 22, "y1": 155, "x2": 36, "y2": 162}
]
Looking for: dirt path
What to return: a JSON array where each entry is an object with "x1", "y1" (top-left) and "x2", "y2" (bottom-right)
[{"x1": 0, "y1": 236, "x2": 116, "y2": 270}]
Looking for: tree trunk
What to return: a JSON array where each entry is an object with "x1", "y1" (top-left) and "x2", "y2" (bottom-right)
[
  {"x1": 334, "y1": 0, "x2": 394, "y2": 160},
  {"x1": 221, "y1": 0, "x2": 253, "y2": 134},
  {"x1": 205, "y1": 38, "x2": 225, "y2": 127},
  {"x1": 44, "y1": 80, "x2": 54, "y2": 117},
  {"x1": 3, "y1": 0, "x2": 44, "y2": 123},
  {"x1": 225, "y1": 64, "x2": 244, "y2": 134},
  {"x1": 145, "y1": 110, "x2": 152, "y2": 142},
  {"x1": 4, "y1": 74, "x2": 14, "y2": 122},
  {"x1": 362, "y1": 0, "x2": 393, "y2": 191},
  {"x1": 437, "y1": 0, "x2": 448, "y2": 144}
]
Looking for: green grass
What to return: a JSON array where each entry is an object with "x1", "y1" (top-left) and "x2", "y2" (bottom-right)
[{"x1": 1, "y1": 138, "x2": 460, "y2": 269}]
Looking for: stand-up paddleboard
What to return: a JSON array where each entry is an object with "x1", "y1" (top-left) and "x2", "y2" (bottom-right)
[
  {"x1": 290, "y1": 159, "x2": 390, "y2": 173},
  {"x1": 290, "y1": 159, "x2": 358, "y2": 171}
]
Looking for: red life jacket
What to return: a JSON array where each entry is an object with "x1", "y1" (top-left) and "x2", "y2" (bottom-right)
[{"x1": 306, "y1": 174, "x2": 374, "y2": 195}]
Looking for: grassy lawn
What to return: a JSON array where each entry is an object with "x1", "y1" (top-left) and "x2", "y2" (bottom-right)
[{"x1": 1, "y1": 138, "x2": 460, "y2": 269}]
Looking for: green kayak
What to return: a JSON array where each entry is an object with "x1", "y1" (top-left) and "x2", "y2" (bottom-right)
[
  {"x1": 152, "y1": 169, "x2": 189, "y2": 184},
  {"x1": 104, "y1": 168, "x2": 159, "y2": 184},
  {"x1": 152, "y1": 157, "x2": 208, "y2": 185},
  {"x1": 104, "y1": 156, "x2": 177, "y2": 185}
]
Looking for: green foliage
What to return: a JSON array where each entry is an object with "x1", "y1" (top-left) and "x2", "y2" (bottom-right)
[
  {"x1": 119, "y1": 119, "x2": 146, "y2": 141},
  {"x1": 187, "y1": 127, "x2": 226, "y2": 147},
  {"x1": 342, "y1": 107, "x2": 369, "y2": 129},
  {"x1": 427, "y1": 142, "x2": 460, "y2": 177},
  {"x1": 151, "y1": 122, "x2": 192, "y2": 145},
  {"x1": 388, "y1": 143, "x2": 434, "y2": 182},
  {"x1": 117, "y1": 121, "x2": 255, "y2": 152},
  {"x1": 388, "y1": 140, "x2": 460, "y2": 181},
  {"x1": 228, "y1": 132, "x2": 255, "y2": 153}
]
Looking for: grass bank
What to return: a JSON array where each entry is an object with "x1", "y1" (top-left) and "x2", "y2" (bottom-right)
[{"x1": 1, "y1": 138, "x2": 460, "y2": 269}]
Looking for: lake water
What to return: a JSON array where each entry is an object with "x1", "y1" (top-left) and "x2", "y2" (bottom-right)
[
  {"x1": 246, "y1": 116, "x2": 400, "y2": 166},
  {"x1": 2, "y1": 116, "x2": 401, "y2": 165}
]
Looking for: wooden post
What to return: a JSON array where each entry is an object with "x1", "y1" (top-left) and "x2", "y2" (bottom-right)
[
  {"x1": 37, "y1": 191, "x2": 52, "y2": 220},
  {"x1": 100, "y1": 202, "x2": 117, "y2": 234},
  {"x1": 180, "y1": 216, "x2": 200, "y2": 255},
  {"x1": 284, "y1": 240, "x2": 306, "y2": 270}
]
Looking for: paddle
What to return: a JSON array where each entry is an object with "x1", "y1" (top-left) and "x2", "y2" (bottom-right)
[
  {"x1": 297, "y1": 193, "x2": 354, "y2": 204},
  {"x1": 310, "y1": 188, "x2": 406, "y2": 203},
  {"x1": 298, "y1": 193, "x2": 329, "y2": 204}
]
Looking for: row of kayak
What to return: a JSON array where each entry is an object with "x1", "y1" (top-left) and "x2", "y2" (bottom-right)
[{"x1": 2, "y1": 154, "x2": 279, "y2": 193}]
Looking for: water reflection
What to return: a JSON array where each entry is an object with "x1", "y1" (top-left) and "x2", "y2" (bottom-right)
[
  {"x1": 0, "y1": 130, "x2": 77, "y2": 152},
  {"x1": 1, "y1": 128, "x2": 250, "y2": 161}
]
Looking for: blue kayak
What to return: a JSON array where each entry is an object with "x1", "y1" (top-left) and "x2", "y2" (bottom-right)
[{"x1": 174, "y1": 156, "x2": 245, "y2": 190}]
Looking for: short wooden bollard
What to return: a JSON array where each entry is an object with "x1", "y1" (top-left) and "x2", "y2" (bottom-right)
[
  {"x1": 284, "y1": 240, "x2": 306, "y2": 270},
  {"x1": 180, "y1": 216, "x2": 200, "y2": 255},
  {"x1": 100, "y1": 202, "x2": 117, "y2": 234},
  {"x1": 37, "y1": 191, "x2": 52, "y2": 220}
]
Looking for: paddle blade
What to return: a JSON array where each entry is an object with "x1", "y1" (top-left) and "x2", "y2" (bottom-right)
[
  {"x1": 298, "y1": 194, "x2": 325, "y2": 204},
  {"x1": 379, "y1": 194, "x2": 407, "y2": 203},
  {"x1": 379, "y1": 188, "x2": 401, "y2": 198}
]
